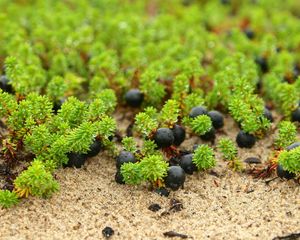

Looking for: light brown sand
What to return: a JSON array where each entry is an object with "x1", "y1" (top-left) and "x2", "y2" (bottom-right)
[{"x1": 0, "y1": 115, "x2": 299, "y2": 240}]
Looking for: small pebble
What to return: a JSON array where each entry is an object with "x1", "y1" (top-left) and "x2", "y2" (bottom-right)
[
  {"x1": 148, "y1": 203, "x2": 162, "y2": 212},
  {"x1": 244, "y1": 157, "x2": 261, "y2": 164},
  {"x1": 102, "y1": 226, "x2": 114, "y2": 238}
]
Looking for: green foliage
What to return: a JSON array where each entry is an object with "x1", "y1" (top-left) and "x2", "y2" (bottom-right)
[
  {"x1": 274, "y1": 121, "x2": 297, "y2": 149},
  {"x1": 190, "y1": 115, "x2": 212, "y2": 136},
  {"x1": 228, "y1": 79, "x2": 271, "y2": 135},
  {"x1": 93, "y1": 116, "x2": 116, "y2": 140},
  {"x1": 139, "y1": 69, "x2": 166, "y2": 106},
  {"x1": 121, "y1": 154, "x2": 168, "y2": 185},
  {"x1": 192, "y1": 145, "x2": 216, "y2": 171},
  {"x1": 218, "y1": 138, "x2": 237, "y2": 161},
  {"x1": 65, "y1": 122, "x2": 96, "y2": 153},
  {"x1": 159, "y1": 99, "x2": 180, "y2": 127},
  {"x1": 56, "y1": 97, "x2": 87, "y2": 128},
  {"x1": 0, "y1": 190, "x2": 19, "y2": 208},
  {"x1": 46, "y1": 76, "x2": 67, "y2": 101},
  {"x1": 120, "y1": 163, "x2": 143, "y2": 185},
  {"x1": 14, "y1": 160, "x2": 59, "y2": 198},
  {"x1": 139, "y1": 155, "x2": 168, "y2": 182},
  {"x1": 0, "y1": 90, "x2": 17, "y2": 117},
  {"x1": 182, "y1": 92, "x2": 205, "y2": 115},
  {"x1": 263, "y1": 74, "x2": 298, "y2": 118},
  {"x1": 218, "y1": 137, "x2": 243, "y2": 171},
  {"x1": 122, "y1": 137, "x2": 137, "y2": 153},
  {"x1": 135, "y1": 107, "x2": 159, "y2": 137},
  {"x1": 141, "y1": 140, "x2": 159, "y2": 157},
  {"x1": 278, "y1": 148, "x2": 300, "y2": 174}
]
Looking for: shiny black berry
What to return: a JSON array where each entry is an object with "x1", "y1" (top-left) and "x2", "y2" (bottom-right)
[
  {"x1": 124, "y1": 89, "x2": 144, "y2": 107},
  {"x1": 189, "y1": 106, "x2": 207, "y2": 118},
  {"x1": 286, "y1": 142, "x2": 300, "y2": 151},
  {"x1": 179, "y1": 154, "x2": 197, "y2": 175},
  {"x1": 86, "y1": 139, "x2": 102, "y2": 158},
  {"x1": 276, "y1": 164, "x2": 295, "y2": 180},
  {"x1": 200, "y1": 127, "x2": 216, "y2": 142},
  {"x1": 255, "y1": 57, "x2": 269, "y2": 73},
  {"x1": 0, "y1": 75, "x2": 13, "y2": 93},
  {"x1": 65, "y1": 152, "x2": 87, "y2": 168},
  {"x1": 172, "y1": 124, "x2": 186, "y2": 146},
  {"x1": 263, "y1": 107, "x2": 273, "y2": 122},
  {"x1": 53, "y1": 98, "x2": 66, "y2": 114},
  {"x1": 164, "y1": 166, "x2": 186, "y2": 191},
  {"x1": 244, "y1": 28, "x2": 255, "y2": 39},
  {"x1": 154, "y1": 128, "x2": 174, "y2": 148},
  {"x1": 236, "y1": 131, "x2": 256, "y2": 148},
  {"x1": 116, "y1": 151, "x2": 137, "y2": 169},
  {"x1": 208, "y1": 110, "x2": 224, "y2": 129},
  {"x1": 115, "y1": 170, "x2": 125, "y2": 184},
  {"x1": 291, "y1": 108, "x2": 300, "y2": 122}
]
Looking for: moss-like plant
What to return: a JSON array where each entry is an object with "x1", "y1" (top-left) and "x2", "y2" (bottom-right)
[
  {"x1": 0, "y1": 190, "x2": 19, "y2": 208},
  {"x1": 190, "y1": 115, "x2": 213, "y2": 136},
  {"x1": 14, "y1": 160, "x2": 59, "y2": 198},
  {"x1": 192, "y1": 145, "x2": 216, "y2": 171},
  {"x1": 274, "y1": 121, "x2": 297, "y2": 149},
  {"x1": 121, "y1": 155, "x2": 168, "y2": 186},
  {"x1": 278, "y1": 148, "x2": 300, "y2": 174},
  {"x1": 218, "y1": 137, "x2": 243, "y2": 171}
]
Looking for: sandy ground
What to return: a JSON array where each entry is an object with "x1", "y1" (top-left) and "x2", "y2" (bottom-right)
[{"x1": 0, "y1": 115, "x2": 300, "y2": 240}]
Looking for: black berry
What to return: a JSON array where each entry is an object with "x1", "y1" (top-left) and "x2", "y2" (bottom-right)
[
  {"x1": 236, "y1": 130, "x2": 256, "y2": 148},
  {"x1": 86, "y1": 139, "x2": 102, "y2": 158},
  {"x1": 244, "y1": 28, "x2": 255, "y2": 39},
  {"x1": 291, "y1": 108, "x2": 300, "y2": 122},
  {"x1": 53, "y1": 98, "x2": 66, "y2": 114},
  {"x1": 208, "y1": 110, "x2": 224, "y2": 129},
  {"x1": 65, "y1": 152, "x2": 87, "y2": 168},
  {"x1": 179, "y1": 153, "x2": 197, "y2": 175},
  {"x1": 102, "y1": 226, "x2": 114, "y2": 239},
  {"x1": 263, "y1": 107, "x2": 273, "y2": 122},
  {"x1": 155, "y1": 187, "x2": 170, "y2": 197},
  {"x1": 172, "y1": 124, "x2": 186, "y2": 146},
  {"x1": 255, "y1": 57, "x2": 269, "y2": 73},
  {"x1": 154, "y1": 128, "x2": 174, "y2": 148},
  {"x1": 124, "y1": 89, "x2": 144, "y2": 107},
  {"x1": 164, "y1": 166, "x2": 186, "y2": 191},
  {"x1": 286, "y1": 142, "x2": 300, "y2": 151},
  {"x1": 276, "y1": 164, "x2": 295, "y2": 180},
  {"x1": 0, "y1": 75, "x2": 13, "y2": 93},
  {"x1": 116, "y1": 151, "x2": 137, "y2": 169},
  {"x1": 189, "y1": 106, "x2": 208, "y2": 118},
  {"x1": 200, "y1": 127, "x2": 216, "y2": 142},
  {"x1": 115, "y1": 170, "x2": 125, "y2": 184}
]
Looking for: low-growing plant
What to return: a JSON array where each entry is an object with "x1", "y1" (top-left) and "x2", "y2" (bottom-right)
[
  {"x1": 14, "y1": 160, "x2": 59, "y2": 198},
  {"x1": 192, "y1": 145, "x2": 216, "y2": 171},
  {"x1": 218, "y1": 138, "x2": 243, "y2": 171},
  {"x1": 0, "y1": 190, "x2": 19, "y2": 208},
  {"x1": 278, "y1": 148, "x2": 300, "y2": 175},
  {"x1": 274, "y1": 121, "x2": 297, "y2": 149}
]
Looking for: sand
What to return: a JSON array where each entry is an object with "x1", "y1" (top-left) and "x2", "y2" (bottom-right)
[{"x1": 0, "y1": 115, "x2": 300, "y2": 240}]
